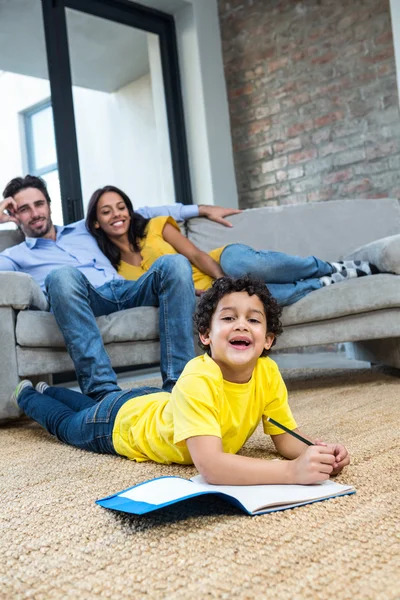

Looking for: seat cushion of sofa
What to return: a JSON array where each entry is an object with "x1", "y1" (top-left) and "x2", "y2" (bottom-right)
[
  {"x1": 16, "y1": 306, "x2": 159, "y2": 347},
  {"x1": 281, "y1": 274, "x2": 400, "y2": 326}
]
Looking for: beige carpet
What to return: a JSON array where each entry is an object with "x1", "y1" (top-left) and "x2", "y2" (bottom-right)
[{"x1": 1, "y1": 367, "x2": 399, "y2": 599}]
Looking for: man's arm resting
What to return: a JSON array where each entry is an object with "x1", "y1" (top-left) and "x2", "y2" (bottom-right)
[
  {"x1": 136, "y1": 203, "x2": 199, "y2": 222},
  {"x1": 136, "y1": 203, "x2": 242, "y2": 226}
]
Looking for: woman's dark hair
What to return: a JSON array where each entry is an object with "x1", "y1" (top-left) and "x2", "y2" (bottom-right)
[
  {"x1": 3, "y1": 175, "x2": 51, "y2": 205},
  {"x1": 86, "y1": 185, "x2": 149, "y2": 268},
  {"x1": 194, "y1": 275, "x2": 283, "y2": 357}
]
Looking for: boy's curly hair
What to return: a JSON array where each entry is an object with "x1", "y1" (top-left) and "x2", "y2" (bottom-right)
[{"x1": 194, "y1": 276, "x2": 283, "y2": 357}]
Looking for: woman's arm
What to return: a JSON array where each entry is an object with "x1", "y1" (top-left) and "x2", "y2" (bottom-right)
[
  {"x1": 186, "y1": 435, "x2": 336, "y2": 486},
  {"x1": 162, "y1": 222, "x2": 224, "y2": 280}
]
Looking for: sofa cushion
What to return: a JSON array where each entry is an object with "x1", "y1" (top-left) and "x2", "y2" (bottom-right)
[
  {"x1": 16, "y1": 306, "x2": 159, "y2": 347},
  {"x1": 0, "y1": 227, "x2": 24, "y2": 252},
  {"x1": 281, "y1": 274, "x2": 400, "y2": 326},
  {"x1": 343, "y1": 234, "x2": 400, "y2": 275},
  {"x1": 0, "y1": 272, "x2": 49, "y2": 311}
]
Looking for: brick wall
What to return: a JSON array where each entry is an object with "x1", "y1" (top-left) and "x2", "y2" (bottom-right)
[{"x1": 218, "y1": 0, "x2": 400, "y2": 208}]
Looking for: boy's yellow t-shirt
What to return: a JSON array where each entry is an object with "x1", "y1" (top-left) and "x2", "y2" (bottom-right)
[
  {"x1": 117, "y1": 215, "x2": 225, "y2": 290},
  {"x1": 112, "y1": 354, "x2": 297, "y2": 464}
]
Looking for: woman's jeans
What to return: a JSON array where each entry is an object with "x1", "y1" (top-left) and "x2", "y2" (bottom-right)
[
  {"x1": 18, "y1": 385, "x2": 161, "y2": 454},
  {"x1": 45, "y1": 255, "x2": 196, "y2": 399},
  {"x1": 220, "y1": 244, "x2": 333, "y2": 306}
]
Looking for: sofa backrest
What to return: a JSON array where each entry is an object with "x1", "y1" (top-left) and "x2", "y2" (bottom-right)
[
  {"x1": 1, "y1": 198, "x2": 399, "y2": 261},
  {"x1": 0, "y1": 227, "x2": 24, "y2": 252},
  {"x1": 185, "y1": 198, "x2": 400, "y2": 261}
]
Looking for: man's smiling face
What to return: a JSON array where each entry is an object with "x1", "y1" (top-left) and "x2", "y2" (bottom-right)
[{"x1": 13, "y1": 187, "x2": 54, "y2": 238}]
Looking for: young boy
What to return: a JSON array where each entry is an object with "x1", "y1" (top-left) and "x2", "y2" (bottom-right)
[{"x1": 12, "y1": 276, "x2": 349, "y2": 485}]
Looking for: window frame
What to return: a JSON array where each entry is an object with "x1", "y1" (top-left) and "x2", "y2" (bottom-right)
[{"x1": 23, "y1": 98, "x2": 58, "y2": 178}]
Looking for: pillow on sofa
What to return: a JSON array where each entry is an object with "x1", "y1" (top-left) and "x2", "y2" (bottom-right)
[{"x1": 343, "y1": 234, "x2": 400, "y2": 274}]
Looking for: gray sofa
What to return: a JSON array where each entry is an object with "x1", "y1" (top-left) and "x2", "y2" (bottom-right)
[{"x1": 1, "y1": 197, "x2": 400, "y2": 421}]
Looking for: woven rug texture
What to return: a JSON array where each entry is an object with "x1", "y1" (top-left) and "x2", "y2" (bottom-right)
[{"x1": 1, "y1": 367, "x2": 399, "y2": 600}]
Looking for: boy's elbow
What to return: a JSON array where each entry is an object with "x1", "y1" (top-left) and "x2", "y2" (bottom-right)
[{"x1": 194, "y1": 456, "x2": 223, "y2": 485}]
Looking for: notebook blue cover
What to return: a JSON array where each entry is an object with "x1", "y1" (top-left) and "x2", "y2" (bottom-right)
[{"x1": 96, "y1": 475, "x2": 356, "y2": 516}]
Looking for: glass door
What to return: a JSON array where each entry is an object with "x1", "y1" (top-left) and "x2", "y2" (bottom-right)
[{"x1": 64, "y1": 7, "x2": 176, "y2": 212}]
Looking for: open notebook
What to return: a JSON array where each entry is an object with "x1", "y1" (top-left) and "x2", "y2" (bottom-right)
[{"x1": 96, "y1": 474, "x2": 355, "y2": 516}]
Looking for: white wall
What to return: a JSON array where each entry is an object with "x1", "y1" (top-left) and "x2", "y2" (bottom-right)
[
  {"x1": 174, "y1": 0, "x2": 238, "y2": 208},
  {"x1": 73, "y1": 73, "x2": 166, "y2": 211}
]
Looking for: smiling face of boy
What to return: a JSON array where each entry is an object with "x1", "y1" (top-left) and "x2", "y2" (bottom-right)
[{"x1": 199, "y1": 291, "x2": 275, "y2": 383}]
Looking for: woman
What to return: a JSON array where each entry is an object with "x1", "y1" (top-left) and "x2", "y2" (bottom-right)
[{"x1": 86, "y1": 185, "x2": 377, "y2": 307}]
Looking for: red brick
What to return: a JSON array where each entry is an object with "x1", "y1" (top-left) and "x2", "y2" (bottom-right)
[
  {"x1": 287, "y1": 120, "x2": 314, "y2": 137},
  {"x1": 365, "y1": 192, "x2": 390, "y2": 199},
  {"x1": 323, "y1": 169, "x2": 353, "y2": 185},
  {"x1": 362, "y1": 47, "x2": 394, "y2": 64},
  {"x1": 261, "y1": 156, "x2": 288, "y2": 173},
  {"x1": 314, "y1": 111, "x2": 345, "y2": 129},
  {"x1": 377, "y1": 63, "x2": 395, "y2": 77},
  {"x1": 340, "y1": 179, "x2": 372, "y2": 195},
  {"x1": 289, "y1": 148, "x2": 318, "y2": 165},
  {"x1": 268, "y1": 57, "x2": 288, "y2": 73},
  {"x1": 307, "y1": 188, "x2": 335, "y2": 202},
  {"x1": 375, "y1": 31, "x2": 393, "y2": 46},
  {"x1": 263, "y1": 183, "x2": 291, "y2": 200},
  {"x1": 311, "y1": 52, "x2": 337, "y2": 65},
  {"x1": 247, "y1": 118, "x2": 272, "y2": 135},
  {"x1": 366, "y1": 141, "x2": 399, "y2": 160},
  {"x1": 229, "y1": 83, "x2": 254, "y2": 99},
  {"x1": 337, "y1": 15, "x2": 358, "y2": 31},
  {"x1": 273, "y1": 138, "x2": 302, "y2": 155}
]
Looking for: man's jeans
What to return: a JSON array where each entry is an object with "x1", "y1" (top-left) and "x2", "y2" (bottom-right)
[
  {"x1": 220, "y1": 244, "x2": 333, "y2": 306},
  {"x1": 45, "y1": 255, "x2": 196, "y2": 399},
  {"x1": 18, "y1": 385, "x2": 161, "y2": 454}
]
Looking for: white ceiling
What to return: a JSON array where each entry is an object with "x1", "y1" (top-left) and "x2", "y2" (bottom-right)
[{"x1": 0, "y1": 0, "x2": 191, "y2": 92}]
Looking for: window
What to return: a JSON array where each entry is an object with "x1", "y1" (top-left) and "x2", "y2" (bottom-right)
[{"x1": 23, "y1": 100, "x2": 64, "y2": 224}]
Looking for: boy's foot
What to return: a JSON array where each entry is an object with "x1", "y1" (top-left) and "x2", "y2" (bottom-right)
[
  {"x1": 35, "y1": 382, "x2": 50, "y2": 394},
  {"x1": 321, "y1": 260, "x2": 380, "y2": 286},
  {"x1": 8, "y1": 380, "x2": 33, "y2": 410}
]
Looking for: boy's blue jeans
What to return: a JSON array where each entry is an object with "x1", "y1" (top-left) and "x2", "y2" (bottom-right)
[
  {"x1": 220, "y1": 244, "x2": 333, "y2": 306},
  {"x1": 18, "y1": 385, "x2": 162, "y2": 454},
  {"x1": 45, "y1": 255, "x2": 196, "y2": 399}
]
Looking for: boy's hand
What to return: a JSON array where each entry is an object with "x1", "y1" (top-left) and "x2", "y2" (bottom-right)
[
  {"x1": 289, "y1": 445, "x2": 335, "y2": 485},
  {"x1": 314, "y1": 439, "x2": 350, "y2": 475}
]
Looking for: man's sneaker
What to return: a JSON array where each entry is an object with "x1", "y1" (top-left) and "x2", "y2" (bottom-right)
[
  {"x1": 35, "y1": 382, "x2": 50, "y2": 394},
  {"x1": 9, "y1": 380, "x2": 33, "y2": 410}
]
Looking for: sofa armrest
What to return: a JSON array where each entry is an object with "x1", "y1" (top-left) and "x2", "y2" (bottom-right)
[
  {"x1": 344, "y1": 234, "x2": 400, "y2": 275},
  {"x1": 0, "y1": 272, "x2": 49, "y2": 310}
]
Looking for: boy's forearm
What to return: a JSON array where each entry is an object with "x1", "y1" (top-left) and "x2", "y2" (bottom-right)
[
  {"x1": 272, "y1": 429, "x2": 314, "y2": 460},
  {"x1": 198, "y1": 452, "x2": 292, "y2": 486}
]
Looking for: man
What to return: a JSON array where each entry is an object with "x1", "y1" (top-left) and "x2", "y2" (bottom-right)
[{"x1": 0, "y1": 175, "x2": 240, "y2": 398}]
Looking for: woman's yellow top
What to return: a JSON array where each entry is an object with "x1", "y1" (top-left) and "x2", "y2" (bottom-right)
[{"x1": 117, "y1": 216, "x2": 225, "y2": 290}]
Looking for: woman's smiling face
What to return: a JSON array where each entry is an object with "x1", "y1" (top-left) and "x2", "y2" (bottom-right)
[{"x1": 95, "y1": 191, "x2": 131, "y2": 238}]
